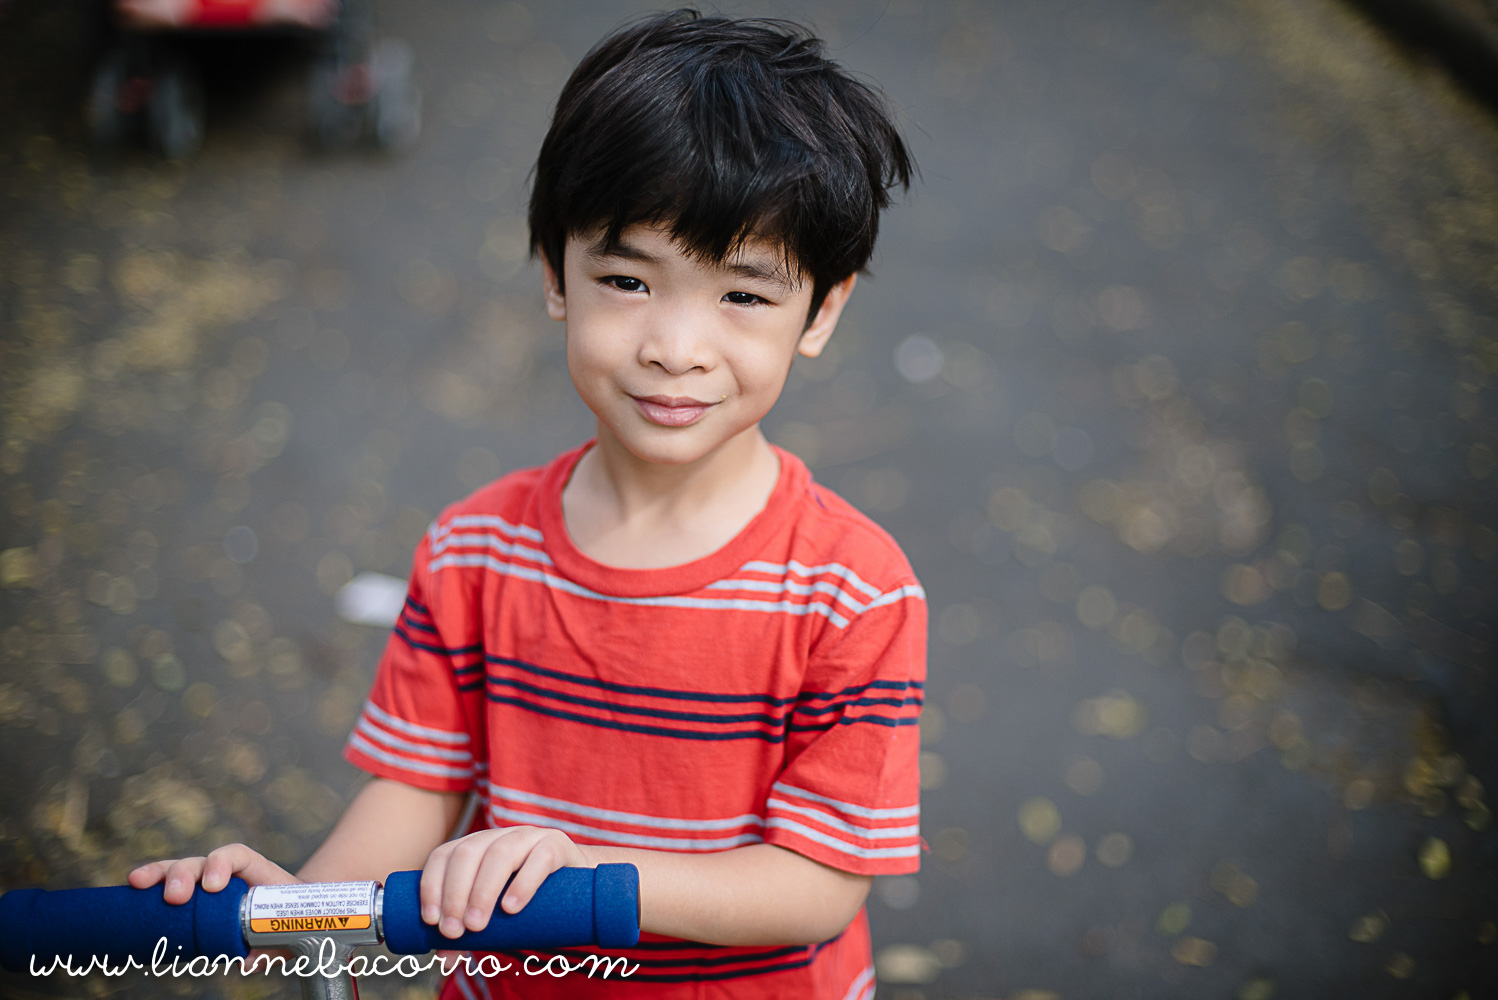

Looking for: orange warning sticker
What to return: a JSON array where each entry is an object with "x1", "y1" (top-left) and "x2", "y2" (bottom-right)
[
  {"x1": 249, "y1": 914, "x2": 373, "y2": 934},
  {"x1": 246, "y1": 880, "x2": 378, "y2": 939}
]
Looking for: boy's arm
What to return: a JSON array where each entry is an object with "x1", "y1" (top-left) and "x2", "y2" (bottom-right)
[
  {"x1": 420, "y1": 825, "x2": 870, "y2": 948},
  {"x1": 129, "y1": 777, "x2": 464, "y2": 901},
  {"x1": 298, "y1": 777, "x2": 466, "y2": 882},
  {"x1": 134, "y1": 779, "x2": 865, "y2": 945},
  {"x1": 587, "y1": 843, "x2": 871, "y2": 946}
]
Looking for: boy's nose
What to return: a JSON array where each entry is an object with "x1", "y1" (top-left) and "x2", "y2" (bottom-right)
[{"x1": 639, "y1": 309, "x2": 712, "y2": 375}]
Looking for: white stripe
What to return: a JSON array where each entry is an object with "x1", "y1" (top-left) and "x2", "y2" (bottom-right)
[
  {"x1": 427, "y1": 553, "x2": 855, "y2": 628},
  {"x1": 772, "y1": 782, "x2": 921, "y2": 821},
  {"x1": 490, "y1": 804, "x2": 763, "y2": 851},
  {"x1": 737, "y1": 560, "x2": 925, "y2": 613},
  {"x1": 436, "y1": 514, "x2": 544, "y2": 544},
  {"x1": 766, "y1": 817, "x2": 921, "y2": 859},
  {"x1": 842, "y1": 965, "x2": 876, "y2": 1000},
  {"x1": 706, "y1": 577, "x2": 871, "y2": 613},
  {"x1": 766, "y1": 797, "x2": 920, "y2": 840},
  {"x1": 740, "y1": 560, "x2": 884, "y2": 599},
  {"x1": 493, "y1": 785, "x2": 763, "y2": 832},
  {"x1": 431, "y1": 532, "x2": 552, "y2": 566},
  {"x1": 348, "y1": 732, "x2": 476, "y2": 779},
  {"x1": 356, "y1": 717, "x2": 474, "y2": 763},
  {"x1": 361, "y1": 701, "x2": 470, "y2": 745},
  {"x1": 453, "y1": 969, "x2": 480, "y2": 1000},
  {"x1": 867, "y1": 584, "x2": 926, "y2": 608}
]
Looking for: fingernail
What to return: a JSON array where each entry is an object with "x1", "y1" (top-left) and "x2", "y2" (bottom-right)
[
  {"x1": 502, "y1": 894, "x2": 517, "y2": 912},
  {"x1": 440, "y1": 917, "x2": 462, "y2": 938},
  {"x1": 422, "y1": 905, "x2": 439, "y2": 924},
  {"x1": 166, "y1": 879, "x2": 181, "y2": 893},
  {"x1": 465, "y1": 907, "x2": 484, "y2": 926}
]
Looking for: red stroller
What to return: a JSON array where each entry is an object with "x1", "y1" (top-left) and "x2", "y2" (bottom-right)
[{"x1": 87, "y1": 0, "x2": 420, "y2": 158}]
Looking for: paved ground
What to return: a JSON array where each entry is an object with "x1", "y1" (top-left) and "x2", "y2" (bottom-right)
[{"x1": 1, "y1": 1, "x2": 1496, "y2": 998}]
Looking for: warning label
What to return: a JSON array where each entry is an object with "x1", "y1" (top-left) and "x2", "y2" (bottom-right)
[
  {"x1": 249, "y1": 914, "x2": 373, "y2": 933},
  {"x1": 247, "y1": 881, "x2": 377, "y2": 937}
]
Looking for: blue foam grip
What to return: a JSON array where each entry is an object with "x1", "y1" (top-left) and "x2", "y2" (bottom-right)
[
  {"x1": 381, "y1": 864, "x2": 639, "y2": 954},
  {"x1": 0, "y1": 878, "x2": 250, "y2": 974}
]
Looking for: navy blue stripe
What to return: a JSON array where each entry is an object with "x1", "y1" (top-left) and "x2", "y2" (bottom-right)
[
  {"x1": 789, "y1": 713, "x2": 919, "y2": 733},
  {"x1": 486, "y1": 694, "x2": 786, "y2": 743},
  {"x1": 798, "y1": 678, "x2": 926, "y2": 701},
  {"x1": 620, "y1": 956, "x2": 818, "y2": 983},
  {"x1": 793, "y1": 695, "x2": 924, "y2": 715},
  {"x1": 454, "y1": 663, "x2": 483, "y2": 677},
  {"x1": 517, "y1": 944, "x2": 830, "y2": 982},
  {"x1": 394, "y1": 625, "x2": 483, "y2": 659},
  {"x1": 497, "y1": 928, "x2": 838, "y2": 976},
  {"x1": 529, "y1": 945, "x2": 806, "y2": 969},
  {"x1": 608, "y1": 941, "x2": 735, "y2": 952},
  {"x1": 457, "y1": 680, "x2": 483, "y2": 693},
  {"x1": 399, "y1": 613, "x2": 439, "y2": 635},
  {"x1": 487, "y1": 655, "x2": 799, "y2": 706},
  {"x1": 488, "y1": 655, "x2": 922, "y2": 707},
  {"x1": 404, "y1": 596, "x2": 431, "y2": 616},
  {"x1": 488, "y1": 677, "x2": 785, "y2": 728}
]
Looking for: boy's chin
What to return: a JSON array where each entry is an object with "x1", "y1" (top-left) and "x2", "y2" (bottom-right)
[
  {"x1": 602, "y1": 423, "x2": 761, "y2": 468},
  {"x1": 614, "y1": 435, "x2": 720, "y2": 467}
]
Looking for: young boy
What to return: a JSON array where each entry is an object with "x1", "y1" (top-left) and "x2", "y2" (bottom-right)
[{"x1": 130, "y1": 10, "x2": 923, "y2": 998}]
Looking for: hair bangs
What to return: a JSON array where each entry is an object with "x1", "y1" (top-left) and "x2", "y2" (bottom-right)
[{"x1": 530, "y1": 9, "x2": 913, "y2": 315}]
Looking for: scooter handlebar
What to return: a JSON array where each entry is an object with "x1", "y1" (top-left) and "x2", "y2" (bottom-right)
[
  {"x1": 0, "y1": 864, "x2": 640, "y2": 974},
  {"x1": 381, "y1": 864, "x2": 640, "y2": 954},
  {"x1": 0, "y1": 877, "x2": 251, "y2": 974}
]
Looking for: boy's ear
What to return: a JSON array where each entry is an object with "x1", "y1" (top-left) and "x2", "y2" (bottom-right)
[
  {"x1": 541, "y1": 254, "x2": 567, "y2": 321},
  {"x1": 796, "y1": 274, "x2": 857, "y2": 359}
]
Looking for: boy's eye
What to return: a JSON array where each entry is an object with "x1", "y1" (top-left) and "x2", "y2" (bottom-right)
[
  {"x1": 723, "y1": 291, "x2": 767, "y2": 306},
  {"x1": 604, "y1": 275, "x2": 646, "y2": 292}
]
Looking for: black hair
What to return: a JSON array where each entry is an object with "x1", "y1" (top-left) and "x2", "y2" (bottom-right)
[{"x1": 528, "y1": 9, "x2": 914, "y2": 318}]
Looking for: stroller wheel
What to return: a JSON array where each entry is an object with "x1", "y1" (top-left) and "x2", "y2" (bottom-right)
[
  {"x1": 371, "y1": 38, "x2": 420, "y2": 152},
  {"x1": 86, "y1": 50, "x2": 136, "y2": 150},
  {"x1": 309, "y1": 55, "x2": 366, "y2": 149},
  {"x1": 148, "y1": 61, "x2": 205, "y2": 159}
]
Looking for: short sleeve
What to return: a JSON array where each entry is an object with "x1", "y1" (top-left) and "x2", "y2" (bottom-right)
[
  {"x1": 763, "y1": 579, "x2": 926, "y2": 876},
  {"x1": 343, "y1": 524, "x2": 486, "y2": 794}
]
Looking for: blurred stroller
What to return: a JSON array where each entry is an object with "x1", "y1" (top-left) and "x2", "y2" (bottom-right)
[{"x1": 87, "y1": 0, "x2": 420, "y2": 158}]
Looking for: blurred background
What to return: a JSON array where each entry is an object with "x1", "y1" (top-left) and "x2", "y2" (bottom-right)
[{"x1": 2, "y1": 0, "x2": 1497, "y2": 997}]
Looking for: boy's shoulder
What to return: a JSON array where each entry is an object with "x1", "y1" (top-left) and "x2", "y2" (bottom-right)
[
  {"x1": 773, "y1": 447, "x2": 921, "y2": 591},
  {"x1": 429, "y1": 447, "x2": 573, "y2": 530}
]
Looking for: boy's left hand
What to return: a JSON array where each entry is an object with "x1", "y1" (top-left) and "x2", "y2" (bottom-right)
[{"x1": 420, "y1": 825, "x2": 595, "y2": 938}]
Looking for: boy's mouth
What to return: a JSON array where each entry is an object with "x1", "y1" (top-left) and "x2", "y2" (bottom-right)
[{"x1": 633, "y1": 394, "x2": 716, "y2": 427}]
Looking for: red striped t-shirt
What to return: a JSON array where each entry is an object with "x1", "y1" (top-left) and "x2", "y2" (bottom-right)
[{"x1": 345, "y1": 442, "x2": 926, "y2": 998}]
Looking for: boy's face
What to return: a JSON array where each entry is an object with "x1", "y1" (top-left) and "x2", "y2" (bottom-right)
[{"x1": 543, "y1": 224, "x2": 855, "y2": 467}]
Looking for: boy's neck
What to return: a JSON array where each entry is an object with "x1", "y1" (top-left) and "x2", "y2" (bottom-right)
[{"x1": 561, "y1": 425, "x2": 781, "y2": 570}]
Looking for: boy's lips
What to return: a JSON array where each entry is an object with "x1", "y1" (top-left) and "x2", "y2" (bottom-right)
[{"x1": 633, "y1": 394, "x2": 716, "y2": 427}]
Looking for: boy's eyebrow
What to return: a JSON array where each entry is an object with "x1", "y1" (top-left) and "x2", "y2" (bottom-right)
[
  {"x1": 722, "y1": 258, "x2": 790, "y2": 285},
  {"x1": 586, "y1": 234, "x2": 793, "y2": 287},
  {"x1": 585, "y1": 235, "x2": 661, "y2": 264}
]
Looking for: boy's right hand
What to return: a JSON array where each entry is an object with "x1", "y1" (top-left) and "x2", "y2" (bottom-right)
[{"x1": 128, "y1": 843, "x2": 300, "y2": 904}]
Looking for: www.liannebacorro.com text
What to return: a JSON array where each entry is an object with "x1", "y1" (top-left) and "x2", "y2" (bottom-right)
[{"x1": 29, "y1": 937, "x2": 638, "y2": 979}]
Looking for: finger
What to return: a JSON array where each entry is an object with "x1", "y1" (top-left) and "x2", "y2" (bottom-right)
[
  {"x1": 201, "y1": 846, "x2": 237, "y2": 892},
  {"x1": 463, "y1": 842, "x2": 526, "y2": 931},
  {"x1": 162, "y1": 858, "x2": 207, "y2": 904},
  {"x1": 500, "y1": 835, "x2": 563, "y2": 915},
  {"x1": 439, "y1": 837, "x2": 495, "y2": 939},
  {"x1": 204, "y1": 843, "x2": 298, "y2": 890},
  {"x1": 419, "y1": 844, "x2": 452, "y2": 927},
  {"x1": 127, "y1": 860, "x2": 178, "y2": 889}
]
